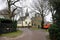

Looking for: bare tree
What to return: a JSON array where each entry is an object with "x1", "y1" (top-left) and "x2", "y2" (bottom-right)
[
  {"x1": 31, "y1": 0, "x2": 50, "y2": 28},
  {"x1": 6, "y1": 0, "x2": 20, "y2": 20},
  {"x1": 49, "y1": 5, "x2": 56, "y2": 23}
]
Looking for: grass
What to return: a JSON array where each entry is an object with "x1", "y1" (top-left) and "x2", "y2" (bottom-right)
[
  {"x1": 44, "y1": 29, "x2": 49, "y2": 32},
  {"x1": 30, "y1": 27, "x2": 40, "y2": 30},
  {"x1": 0, "y1": 30, "x2": 23, "y2": 38},
  {"x1": 17, "y1": 26, "x2": 22, "y2": 28}
]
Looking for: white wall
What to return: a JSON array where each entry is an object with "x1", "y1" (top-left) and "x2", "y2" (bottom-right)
[{"x1": 17, "y1": 17, "x2": 32, "y2": 26}]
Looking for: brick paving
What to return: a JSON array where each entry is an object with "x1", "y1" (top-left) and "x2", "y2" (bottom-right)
[{"x1": 0, "y1": 28, "x2": 50, "y2": 40}]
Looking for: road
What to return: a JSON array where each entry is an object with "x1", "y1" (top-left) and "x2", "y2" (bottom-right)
[{"x1": 0, "y1": 28, "x2": 50, "y2": 40}]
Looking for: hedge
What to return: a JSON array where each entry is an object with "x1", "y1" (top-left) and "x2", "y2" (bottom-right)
[
  {"x1": 0, "y1": 18, "x2": 17, "y2": 34},
  {"x1": 48, "y1": 24, "x2": 60, "y2": 40}
]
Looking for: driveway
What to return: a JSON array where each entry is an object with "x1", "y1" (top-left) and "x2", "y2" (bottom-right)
[{"x1": 0, "y1": 28, "x2": 50, "y2": 40}]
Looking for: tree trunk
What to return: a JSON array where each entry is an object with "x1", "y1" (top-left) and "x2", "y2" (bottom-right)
[
  {"x1": 7, "y1": 0, "x2": 12, "y2": 19},
  {"x1": 50, "y1": 8, "x2": 55, "y2": 24},
  {"x1": 52, "y1": 12, "x2": 54, "y2": 23},
  {"x1": 41, "y1": 10, "x2": 44, "y2": 28},
  {"x1": 41, "y1": 16, "x2": 44, "y2": 28}
]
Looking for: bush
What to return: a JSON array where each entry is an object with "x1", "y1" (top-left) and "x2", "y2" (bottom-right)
[
  {"x1": 0, "y1": 18, "x2": 17, "y2": 34},
  {"x1": 48, "y1": 24, "x2": 60, "y2": 40}
]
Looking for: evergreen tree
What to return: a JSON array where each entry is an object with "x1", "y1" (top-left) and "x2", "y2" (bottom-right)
[{"x1": 49, "y1": 0, "x2": 60, "y2": 27}]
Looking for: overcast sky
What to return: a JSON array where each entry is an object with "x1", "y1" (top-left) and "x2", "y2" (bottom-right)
[
  {"x1": 0, "y1": 0, "x2": 52, "y2": 22},
  {"x1": 0, "y1": 0, "x2": 7, "y2": 10}
]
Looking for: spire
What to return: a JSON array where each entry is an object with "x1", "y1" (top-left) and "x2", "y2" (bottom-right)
[{"x1": 25, "y1": 8, "x2": 29, "y2": 16}]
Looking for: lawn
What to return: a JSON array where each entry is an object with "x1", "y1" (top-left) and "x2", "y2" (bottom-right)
[
  {"x1": 30, "y1": 27, "x2": 40, "y2": 30},
  {"x1": 0, "y1": 30, "x2": 23, "y2": 38}
]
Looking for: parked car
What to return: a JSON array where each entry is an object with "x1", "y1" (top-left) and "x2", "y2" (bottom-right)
[{"x1": 43, "y1": 24, "x2": 51, "y2": 29}]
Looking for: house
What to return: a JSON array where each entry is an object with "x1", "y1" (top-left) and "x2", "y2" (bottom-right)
[
  {"x1": 17, "y1": 8, "x2": 32, "y2": 27},
  {"x1": 31, "y1": 13, "x2": 42, "y2": 28},
  {"x1": 17, "y1": 16, "x2": 32, "y2": 27}
]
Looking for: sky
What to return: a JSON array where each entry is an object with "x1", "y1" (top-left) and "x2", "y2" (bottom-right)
[
  {"x1": 0, "y1": 0, "x2": 52, "y2": 22},
  {"x1": 0, "y1": 0, "x2": 7, "y2": 10},
  {"x1": 45, "y1": 12, "x2": 52, "y2": 22}
]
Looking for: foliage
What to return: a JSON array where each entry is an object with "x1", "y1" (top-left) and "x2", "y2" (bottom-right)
[
  {"x1": 49, "y1": 0, "x2": 60, "y2": 24},
  {"x1": 0, "y1": 18, "x2": 17, "y2": 34},
  {"x1": 48, "y1": 24, "x2": 60, "y2": 40},
  {"x1": 49, "y1": 0, "x2": 60, "y2": 9},
  {"x1": 49, "y1": 0, "x2": 60, "y2": 40}
]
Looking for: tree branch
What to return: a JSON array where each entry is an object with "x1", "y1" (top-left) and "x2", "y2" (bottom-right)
[
  {"x1": 12, "y1": 8, "x2": 17, "y2": 13},
  {"x1": 44, "y1": 10, "x2": 50, "y2": 17},
  {"x1": 10, "y1": 0, "x2": 20, "y2": 5}
]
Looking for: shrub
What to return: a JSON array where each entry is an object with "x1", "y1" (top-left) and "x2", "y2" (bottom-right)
[
  {"x1": 48, "y1": 24, "x2": 60, "y2": 40},
  {"x1": 0, "y1": 18, "x2": 17, "y2": 34}
]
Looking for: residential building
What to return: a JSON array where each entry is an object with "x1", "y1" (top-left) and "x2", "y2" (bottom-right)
[
  {"x1": 17, "y1": 16, "x2": 32, "y2": 27},
  {"x1": 31, "y1": 13, "x2": 42, "y2": 28},
  {"x1": 17, "y1": 8, "x2": 32, "y2": 27}
]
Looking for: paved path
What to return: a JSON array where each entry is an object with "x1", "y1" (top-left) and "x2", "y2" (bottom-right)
[{"x1": 0, "y1": 28, "x2": 50, "y2": 40}]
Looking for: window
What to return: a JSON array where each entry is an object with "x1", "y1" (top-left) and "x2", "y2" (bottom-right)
[
  {"x1": 34, "y1": 24, "x2": 36, "y2": 26},
  {"x1": 32, "y1": 23, "x2": 36, "y2": 26},
  {"x1": 32, "y1": 23, "x2": 33, "y2": 26},
  {"x1": 25, "y1": 21, "x2": 27, "y2": 24}
]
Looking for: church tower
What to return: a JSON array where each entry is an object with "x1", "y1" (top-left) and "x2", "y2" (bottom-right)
[{"x1": 25, "y1": 8, "x2": 29, "y2": 17}]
